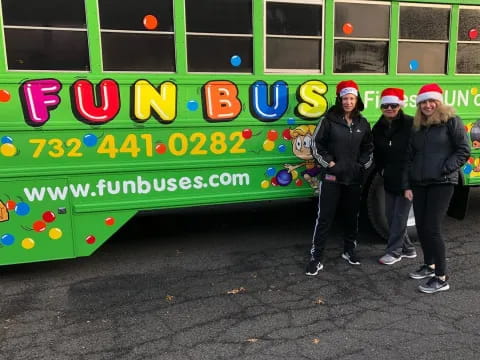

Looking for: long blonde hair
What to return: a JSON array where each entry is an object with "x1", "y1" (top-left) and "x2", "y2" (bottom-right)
[{"x1": 413, "y1": 101, "x2": 456, "y2": 129}]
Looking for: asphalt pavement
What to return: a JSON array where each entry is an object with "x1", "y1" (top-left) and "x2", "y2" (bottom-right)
[{"x1": 1, "y1": 189, "x2": 479, "y2": 360}]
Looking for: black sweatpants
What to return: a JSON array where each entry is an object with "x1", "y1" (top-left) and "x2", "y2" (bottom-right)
[
  {"x1": 412, "y1": 184, "x2": 454, "y2": 276},
  {"x1": 310, "y1": 180, "x2": 361, "y2": 260}
]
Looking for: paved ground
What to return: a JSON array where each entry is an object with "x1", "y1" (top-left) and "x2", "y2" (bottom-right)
[{"x1": 1, "y1": 189, "x2": 480, "y2": 360}]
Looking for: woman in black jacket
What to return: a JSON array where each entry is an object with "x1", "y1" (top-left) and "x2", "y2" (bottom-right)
[
  {"x1": 306, "y1": 80, "x2": 373, "y2": 275},
  {"x1": 405, "y1": 83, "x2": 470, "y2": 293},
  {"x1": 372, "y1": 88, "x2": 416, "y2": 265}
]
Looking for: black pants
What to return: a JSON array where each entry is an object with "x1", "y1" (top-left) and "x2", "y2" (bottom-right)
[
  {"x1": 412, "y1": 184, "x2": 454, "y2": 276},
  {"x1": 310, "y1": 180, "x2": 361, "y2": 260}
]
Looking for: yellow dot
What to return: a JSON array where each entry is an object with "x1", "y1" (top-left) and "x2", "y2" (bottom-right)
[
  {"x1": 21, "y1": 238, "x2": 35, "y2": 250},
  {"x1": 261, "y1": 180, "x2": 270, "y2": 189},
  {"x1": 475, "y1": 158, "x2": 480, "y2": 166},
  {"x1": 263, "y1": 140, "x2": 275, "y2": 151},
  {"x1": 291, "y1": 170, "x2": 298, "y2": 180},
  {"x1": 1, "y1": 143, "x2": 16, "y2": 157},
  {"x1": 471, "y1": 88, "x2": 478, "y2": 95},
  {"x1": 49, "y1": 228, "x2": 63, "y2": 240}
]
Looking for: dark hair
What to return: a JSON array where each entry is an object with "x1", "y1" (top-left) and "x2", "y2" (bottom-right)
[{"x1": 328, "y1": 94, "x2": 365, "y2": 117}]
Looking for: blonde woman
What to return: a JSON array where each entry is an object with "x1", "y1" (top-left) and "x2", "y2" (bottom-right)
[{"x1": 405, "y1": 83, "x2": 470, "y2": 293}]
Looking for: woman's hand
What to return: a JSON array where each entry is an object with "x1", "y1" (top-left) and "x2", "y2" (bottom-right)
[{"x1": 404, "y1": 189, "x2": 413, "y2": 201}]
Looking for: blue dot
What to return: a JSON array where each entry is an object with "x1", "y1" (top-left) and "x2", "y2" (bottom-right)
[
  {"x1": 278, "y1": 144, "x2": 286, "y2": 153},
  {"x1": 464, "y1": 164, "x2": 473, "y2": 174},
  {"x1": 15, "y1": 202, "x2": 30, "y2": 216},
  {"x1": 287, "y1": 118, "x2": 296, "y2": 125},
  {"x1": 1, "y1": 136, "x2": 13, "y2": 144},
  {"x1": 187, "y1": 100, "x2": 199, "y2": 111},
  {"x1": 1, "y1": 234, "x2": 15, "y2": 246},
  {"x1": 83, "y1": 134, "x2": 98, "y2": 147},
  {"x1": 266, "y1": 167, "x2": 276, "y2": 177},
  {"x1": 230, "y1": 55, "x2": 242, "y2": 67},
  {"x1": 409, "y1": 60, "x2": 419, "y2": 71}
]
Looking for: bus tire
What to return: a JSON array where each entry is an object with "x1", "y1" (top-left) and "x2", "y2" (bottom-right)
[{"x1": 366, "y1": 173, "x2": 389, "y2": 240}]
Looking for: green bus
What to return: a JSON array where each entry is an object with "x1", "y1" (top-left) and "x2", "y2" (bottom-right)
[{"x1": 0, "y1": 0, "x2": 479, "y2": 265}]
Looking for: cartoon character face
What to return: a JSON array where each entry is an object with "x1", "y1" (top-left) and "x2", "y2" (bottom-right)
[{"x1": 293, "y1": 134, "x2": 314, "y2": 160}]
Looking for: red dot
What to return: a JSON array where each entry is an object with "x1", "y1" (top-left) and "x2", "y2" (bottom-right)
[
  {"x1": 105, "y1": 217, "x2": 115, "y2": 226},
  {"x1": 6, "y1": 200, "x2": 16, "y2": 210},
  {"x1": 242, "y1": 129, "x2": 253, "y2": 139},
  {"x1": 42, "y1": 211, "x2": 56, "y2": 223},
  {"x1": 0, "y1": 90, "x2": 11, "y2": 102},
  {"x1": 155, "y1": 143, "x2": 167, "y2": 154},
  {"x1": 86, "y1": 235, "x2": 96, "y2": 244},
  {"x1": 468, "y1": 157, "x2": 475, "y2": 164},
  {"x1": 267, "y1": 130, "x2": 278, "y2": 141},
  {"x1": 465, "y1": 126, "x2": 469, "y2": 132},
  {"x1": 271, "y1": 177, "x2": 278, "y2": 186},
  {"x1": 33, "y1": 221, "x2": 46, "y2": 232},
  {"x1": 343, "y1": 23, "x2": 354, "y2": 35},
  {"x1": 143, "y1": 15, "x2": 158, "y2": 30},
  {"x1": 295, "y1": 179, "x2": 303, "y2": 186},
  {"x1": 282, "y1": 129, "x2": 292, "y2": 140}
]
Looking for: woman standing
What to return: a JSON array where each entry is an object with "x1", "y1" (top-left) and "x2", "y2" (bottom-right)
[
  {"x1": 405, "y1": 83, "x2": 470, "y2": 293},
  {"x1": 306, "y1": 80, "x2": 373, "y2": 275},
  {"x1": 372, "y1": 88, "x2": 416, "y2": 265}
]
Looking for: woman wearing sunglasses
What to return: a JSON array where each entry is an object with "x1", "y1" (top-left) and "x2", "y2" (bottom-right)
[
  {"x1": 405, "y1": 83, "x2": 470, "y2": 293},
  {"x1": 372, "y1": 88, "x2": 417, "y2": 265}
]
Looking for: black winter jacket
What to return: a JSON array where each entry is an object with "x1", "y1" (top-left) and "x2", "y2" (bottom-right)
[
  {"x1": 372, "y1": 111, "x2": 413, "y2": 194},
  {"x1": 407, "y1": 116, "x2": 470, "y2": 187},
  {"x1": 312, "y1": 110, "x2": 373, "y2": 185}
]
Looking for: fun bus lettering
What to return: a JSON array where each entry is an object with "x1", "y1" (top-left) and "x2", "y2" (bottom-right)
[{"x1": 20, "y1": 79, "x2": 328, "y2": 127}]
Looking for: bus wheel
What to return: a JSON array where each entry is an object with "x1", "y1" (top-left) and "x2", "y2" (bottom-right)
[{"x1": 366, "y1": 173, "x2": 416, "y2": 240}]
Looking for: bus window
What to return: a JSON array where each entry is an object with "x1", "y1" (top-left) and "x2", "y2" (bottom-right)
[
  {"x1": 265, "y1": 0, "x2": 323, "y2": 73},
  {"x1": 398, "y1": 3, "x2": 450, "y2": 74},
  {"x1": 98, "y1": 0, "x2": 175, "y2": 72},
  {"x1": 333, "y1": 0, "x2": 390, "y2": 74},
  {"x1": 456, "y1": 6, "x2": 480, "y2": 74},
  {"x1": 2, "y1": 0, "x2": 89, "y2": 71},
  {"x1": 185, "y1": 0, "x2": 252, "y2": 73}
]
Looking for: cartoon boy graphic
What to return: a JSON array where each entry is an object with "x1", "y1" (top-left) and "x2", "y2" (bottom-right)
[
  {"x1": 470, "y1": 120, "x2": 480, "y2": 149},
  {"x1": 284, "y1": 124, "x2": 321, "y2": 190},
  {"x1": 0, "y1": 200, "x2": 9, "y2": 222}
]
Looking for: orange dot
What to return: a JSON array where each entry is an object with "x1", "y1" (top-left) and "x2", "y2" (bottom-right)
[
  {"x1": 343, "y1": 23, "x2": 354, "y2": 35},
  {"x1": 33, "y1": 220, "x2": 46, "y2": 232},
  {"x1": 105, "y1": 217, "x2": 115, "y2": 226},
  {"x1": 0, "y1": 90, "x2": 11, "y2": 102},
  {"x1": 143, "y1": 15, "x2": 158, "y2": 30}
]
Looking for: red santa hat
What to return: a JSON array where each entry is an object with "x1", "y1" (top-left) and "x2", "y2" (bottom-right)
[
  {"x1": 416, "y1": 83, "x2": 443, "y2": 105},
  {"x1": 381, "y1": 88, "x2": 405, "y2": 107},
  {"x1": 336, "y1": 80, "x2": 359, "y2": 97}
]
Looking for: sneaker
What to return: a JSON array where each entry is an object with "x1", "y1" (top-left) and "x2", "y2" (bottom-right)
[
  {"x1": 306, "y1": 259, "x2": 324, "y2": 276},
  {"x1": 409, "y1": 265, "x2": 435, "y2": 279},
  {"x1": 418, "y1": 276, "x2": 450, "y2": 294},
  {"x1": 342, "y1": 252, "x2": 360, "y2": 265},
  {"x1": 401, "y1": 249, "x2": 417, "y2": 259},
  {"x1": 379, "y1": 253, "x2": 402, "y2": 265}
]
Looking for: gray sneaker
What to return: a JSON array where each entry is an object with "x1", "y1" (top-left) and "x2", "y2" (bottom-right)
[
  {"x1": 409, "y1": 265, "x2": 435, "y2": 279},
  {"x1": 379, "y1": 253, "x2": 402, "y2": 265},
  {"x1": 418, "y1": 276, "x2": 450, "y2": 294}
]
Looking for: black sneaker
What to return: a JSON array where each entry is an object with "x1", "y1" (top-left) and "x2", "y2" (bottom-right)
[
  {"x1": 341, "y1": 252, "x2": 360, "y2": 265},
  {"x1": 418, "y1": 276, "x2": 450, "y2": 294},
  {"x1": 409, "y1": 265, "x2": 435, "y2": 279},
  {"x1": 401, "y1": 249, "x2": 417, "y2": 259},
  {"x1": 305, "y1": 259, "x2": 323, "y2": 276}
]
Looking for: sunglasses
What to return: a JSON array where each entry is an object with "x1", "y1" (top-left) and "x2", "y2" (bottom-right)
[{"x1": 381, "y1": 103, "x2": 400, "y2": 110}]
